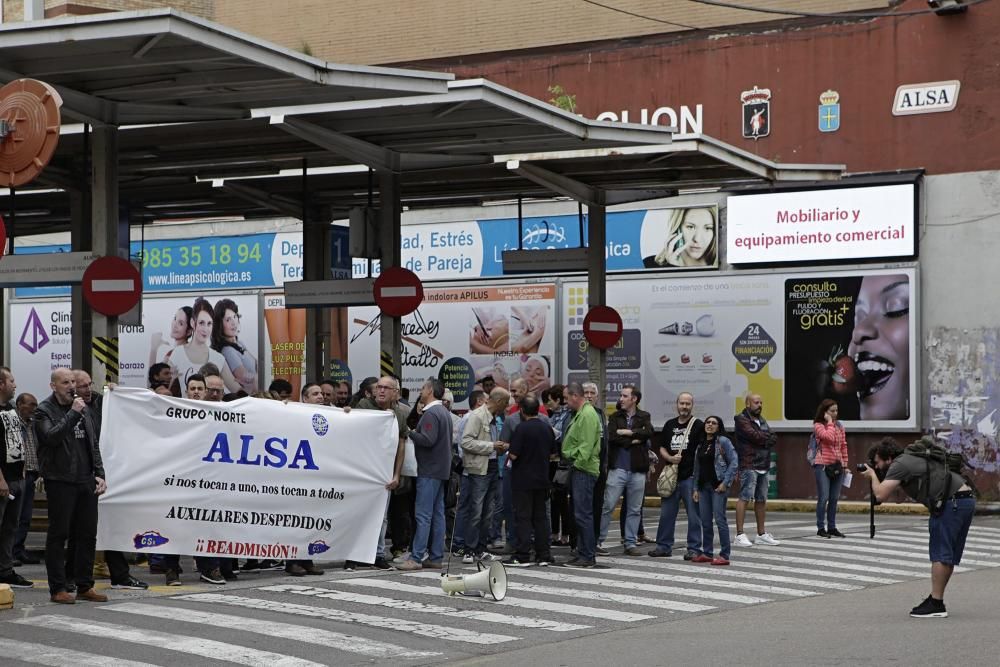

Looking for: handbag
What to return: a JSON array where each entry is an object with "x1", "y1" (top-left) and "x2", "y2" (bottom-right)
[
  {"x1": 824, "y1": 460, "x2": 843, "y2": 480},
  {"x1": 656, "y1": 463, "x2": 679, "y2": 498},
  {"x1": 552, "y1": 464, "x2": 571, "y2": 488},
  {"x1": 401, "y1": 436, "x2": 418, "y2": 477}
]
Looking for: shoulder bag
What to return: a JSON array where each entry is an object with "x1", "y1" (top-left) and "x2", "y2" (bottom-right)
[{"x1": 656, "y1": 417, "x2": 695, "y2": 498}]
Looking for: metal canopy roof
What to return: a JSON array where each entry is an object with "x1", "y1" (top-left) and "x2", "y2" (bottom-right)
[
  {"x1": 5, "y1": 77, "x2": 683, "y2": 231},
  {"x1": 0, "y1": 9, "x2": 451, "y2": 124},
  {"x1": 251, "y1": 79, "x2": 675, "y2": 171},
  {"x1": 5, "y1": 134, "x2": 843, "y2": 236},
  {"x1": 32, "y1": 78, "x2": 674, "y2": 188}
]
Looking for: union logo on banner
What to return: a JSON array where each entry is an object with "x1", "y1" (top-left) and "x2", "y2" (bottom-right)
[
  {"x1": 741, "y1": 86, "x2": 771, "y2": 140},
  {"x1": 819, "y1": 90, "x2": 841, "y2": 132},
  {"x1": 19, "y1": 307, "x2": 49, "y2": 353}
]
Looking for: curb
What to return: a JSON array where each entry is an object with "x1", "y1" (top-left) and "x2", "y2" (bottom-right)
[{"x1": 637, "y1": 496, "x2": 1000, "y2": 515}]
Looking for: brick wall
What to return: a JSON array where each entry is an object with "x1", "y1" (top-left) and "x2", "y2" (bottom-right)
[
  {"x1": 1, "y1": 0, "x2": 213, "y2": 22},
  {"x1": 212, "y1": 0, "x2": 891, "y2": 65}
]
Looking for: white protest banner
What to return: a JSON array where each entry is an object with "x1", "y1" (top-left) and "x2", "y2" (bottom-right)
[{"x1": 96, "y1": 387, "x2": 396, "y2": 563}]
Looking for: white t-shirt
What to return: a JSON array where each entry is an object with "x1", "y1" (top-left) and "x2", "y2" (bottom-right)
[{"x1": 170, "y1": 345, "x2": 227, "y2": 397}]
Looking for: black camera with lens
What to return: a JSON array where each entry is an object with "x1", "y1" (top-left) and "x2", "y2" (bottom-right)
[{"x1": 855, "y1": 463, "x2": 868, "y2": 473}]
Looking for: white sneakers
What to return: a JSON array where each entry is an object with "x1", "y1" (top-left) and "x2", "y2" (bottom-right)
[{"x1": 734, "y1": 532, "x2": 781, "y2": 547}]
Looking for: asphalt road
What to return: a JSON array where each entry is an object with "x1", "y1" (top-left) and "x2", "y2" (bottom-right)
[{"x1": 3, "y1": 511, "x2": 998, "y2": 666}]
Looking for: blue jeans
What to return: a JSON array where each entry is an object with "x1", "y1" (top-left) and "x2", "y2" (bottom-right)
[
  {"x1": 0, "y1": 479, "x2": 24, "y2": 576},
  {"x1": 571, "y1": 469, "x2": 598, "y2": 562},
  {"x1": 13, "y1": 470, "x2": 38, "y2": 558},
  {"x1": 599, "y1": 468, "x2": 646, "y2": 548},
  {"x1": 491, "y1": 461, "x2": 513, "y2": 543},
  {"x1": 656, "y1": 476, "x2": 702, "y2": 555},
  {"x1": 458, "y1": 468, "x2": 497, "y2": 553},
  {"x1": 410, "y1": 477, "x2": 446, "y2": 564},
  {"x1": 697, "y1": 483, "x2": 731, "y2": 559},
  {"x1": 451, "y1": 474, "x2": 471, "y2": 551},
  {"x1": 376, "y1": 492, "x2": 391, "y2": 559},
  {"x1": 813, "y1": 464, "x2": 843, "y2": 531}
]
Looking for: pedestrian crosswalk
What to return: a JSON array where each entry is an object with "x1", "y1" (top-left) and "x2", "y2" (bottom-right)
[{"x1": 3, "y1": 522, "x2": 999, "y2": 666}]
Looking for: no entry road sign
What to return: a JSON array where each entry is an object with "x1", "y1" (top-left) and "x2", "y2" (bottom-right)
[
  {"x1": 83, "y1": 256, "x2": 142, "y2": 316},
  {"x1": 373, "y1": 266, "x2": 423, "y2": 317},
  {"x1": 583, "y1": 305, "x2": 624, "y2": 349}
]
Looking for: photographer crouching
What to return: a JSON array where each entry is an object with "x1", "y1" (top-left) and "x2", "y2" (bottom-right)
[{"x1": 859, "y1": 437, "x2": 975, "y2": 619}]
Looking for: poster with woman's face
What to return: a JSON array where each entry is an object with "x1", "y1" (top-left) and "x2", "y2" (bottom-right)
[
  {"x1": 639, "y1": 206, "x2": 720, "y2": 270},
  {"x1": 784, "y1": 271, "x2": 913, "y2": 423},
  {"x1": 119, "y1": 293, "x2": 260, "y2": 393}
]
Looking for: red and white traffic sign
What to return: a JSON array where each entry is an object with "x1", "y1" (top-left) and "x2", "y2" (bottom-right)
[
  {"x1": 373, "y1": 266, "x2": 423, "y2": 317},
  {"x1": 82, "y1": 256, "x2": 142, "y2": 316},
  {"x1": 583, "y1": 305, "x2": 623, "y2": 349}
]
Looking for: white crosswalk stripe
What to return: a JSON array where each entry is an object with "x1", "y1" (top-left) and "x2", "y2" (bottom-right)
[
  {"x1": 334, "y1": 576, "x2": 657, "y2": 621},
  {"x1": 0, "y1": 638, "x2": 156, "y2": 667},
  {"x1": 102, "y1": 602, "x2": 441, "y2": 659},
  {"x1": 11, "y1": 615, "x2": 327, "y2": 667},
  {"x1": 8, "y1": 521, "x2": 999, "y2": 664},
  {"x1": 879, "y1": 529, "x2": 1000, "y2": 550},
  {"x1": 405, "y1": 570, "x2": 716, "y2": 612},
  {"x1": 775, "y1": 542, "x2": 987, "y2": 568},
  {"x1": 838, "y1": 535, "x2": 999, "y2": 560},
  {"x1": 176, "y1": 592, "x2": 509, "y2": 645},
  {"x1": 261, "y1": 583, "x2": 590, "y2": 631},
  {"x1": 699, "y1": 557, "x2": 901, "y2": 584},
  {"x1": 600, "y1": 556, "x2": 863, "y2": 590},
  {"x1": 749, "y1": 543, "x2": 960, "y2": 571},
  {"x1": 510, "y1": 567, "x2": 772, "y2": 604},
  {"x1": 581, "y1": 565, "x2": 819, "y2": 597},
  {"x1": 732, "y1": 549, "x2": 926, "y2": 577}
]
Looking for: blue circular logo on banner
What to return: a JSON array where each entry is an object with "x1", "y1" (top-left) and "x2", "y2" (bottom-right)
[{"x1": 311, "y1": 413, "x2": 329, "y2": 436}]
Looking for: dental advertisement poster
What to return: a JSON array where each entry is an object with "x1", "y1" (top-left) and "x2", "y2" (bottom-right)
[
  {"x1": 348, "y1": 284, "x2": 557, "y2": 408},
  {"x1": 784, "y1": 270, "x2": 914, "y2": 423},
  {"x1": 561, "y1": 266, "x2": 917, "y2": 430}
]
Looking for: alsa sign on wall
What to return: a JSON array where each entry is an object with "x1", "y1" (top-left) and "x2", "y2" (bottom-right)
[
  {"x1": 726, "y1": 183, "x2": 916, "y2": 264},
  {"x1": 892, "y1": 80, "x2": 960, "y2": 116}
]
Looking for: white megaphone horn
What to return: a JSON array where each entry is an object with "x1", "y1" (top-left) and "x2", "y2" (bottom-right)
[{"x1": 440, "y1": 560, "x2": 507, "y2": 601}]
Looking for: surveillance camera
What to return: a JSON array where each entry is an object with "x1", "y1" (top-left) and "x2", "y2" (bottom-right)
[{"x1": 928, "y1": 0, "x2": 968, "y2": 15}]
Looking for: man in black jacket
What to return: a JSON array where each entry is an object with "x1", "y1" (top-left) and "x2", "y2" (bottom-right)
[
  {"x1": 597, "y1": 385, "x2": 654, "y2": 556},
  {"x1": 34, "y1": 368, "x2": 108, "y2": 604}
]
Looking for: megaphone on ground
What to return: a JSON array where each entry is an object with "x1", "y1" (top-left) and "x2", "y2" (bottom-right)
[{"x1": 440, "y1": 560, "x2": 507, "y2": 601}]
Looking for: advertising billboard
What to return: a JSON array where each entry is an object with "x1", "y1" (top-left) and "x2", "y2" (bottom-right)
[
  {"x1": 726, "y1": 184, "x2": 916, "y2": 264},
  {"x1": 561, "y1": 266, "x2": 917, "y2": 430}
]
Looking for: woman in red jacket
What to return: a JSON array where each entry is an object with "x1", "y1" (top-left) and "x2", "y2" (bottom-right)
[{"x1": 813, "y1": 399, "x2": 849, "y2": 538}]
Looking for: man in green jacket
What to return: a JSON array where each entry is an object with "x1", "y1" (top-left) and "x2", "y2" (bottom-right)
[{"x1": 561, "y1": 382, "x2": 602, "y2": 567}]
